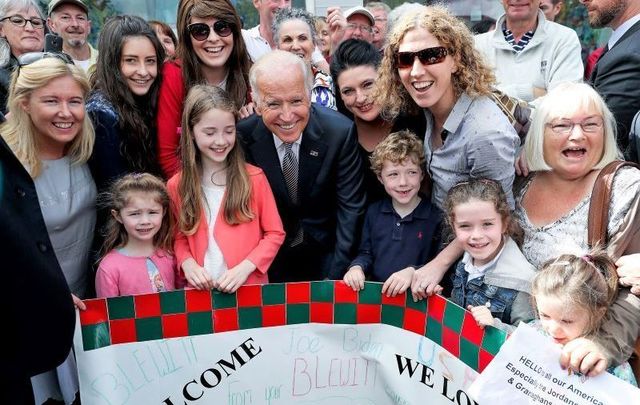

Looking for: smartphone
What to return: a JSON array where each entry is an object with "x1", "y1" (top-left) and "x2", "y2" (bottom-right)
[{"x1": 45, "y1": 33, "x2": 63, "y2": 53}]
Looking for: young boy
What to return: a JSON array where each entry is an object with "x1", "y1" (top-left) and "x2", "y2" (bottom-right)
[{"x1": 344, "y1": 130, "x2": 442, "y2": 296}]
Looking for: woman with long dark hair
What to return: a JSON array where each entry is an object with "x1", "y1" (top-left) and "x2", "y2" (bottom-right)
[{"x1": 87, "y1": 15, "x2": 165, "y2": 192}]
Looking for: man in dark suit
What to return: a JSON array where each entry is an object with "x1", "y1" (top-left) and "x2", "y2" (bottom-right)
[
  {"x1": 585, "y1": 0, "x2": 640, "y2": 157},
  {"x1": 0, "y1": 137, "x2": 76, "y2": 403},
  {"x1": 238, "y1": 50, "x2": 365, "y2": 282}
]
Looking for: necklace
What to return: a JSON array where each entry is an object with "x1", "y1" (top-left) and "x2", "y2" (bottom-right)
[{"x1": 209, "y1": 167, "x2": 227, "y2": 187}]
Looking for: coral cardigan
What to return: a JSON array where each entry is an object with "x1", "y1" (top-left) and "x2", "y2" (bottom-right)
[{"x1": 167, "y1": 164, "x2": 285, "y2": 285}]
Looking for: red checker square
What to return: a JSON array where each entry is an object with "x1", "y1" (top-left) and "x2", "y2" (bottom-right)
[
  {"x1": 310, "y1": 302, "x2": 333, "y2": 323},
  {"x1": 237, "y1": 285, "x2": 262, "y2": 307},
  {"x1": 80, "y1": 299, "x2": 108, "y2": 325},
  {"x1": 134, "y1": 293, "x2": 161, "y2": 318},
  {"x1": 357, "y1": 304, "x2": 381, "y2": 323},
  {"x1": 478, "y1": 348, "x2": 495, "y2": 372},
  {"x1": 403, "y1": 308, "x2": 426, "y2": 335},
  {"x1": 441, "y1": 326, "x2": 460, "y2": 357},
  {"x1": 110, "y1": 319, "x2": 137, "y2": 344},
  {"x1": 335, "y1": 282, "x2": 358, "y2": 303},
  {"x1": 262, "y1": 305, "x2": 286, "y2": 327},
  {"x1": 213, "y1": 308, "x2": 239, "y2": 332},
  {"x1": 162, "y1": 313, "x2": 188, "y2": 338},
  {"x1": 460, "y1": 312, "x2": 484, "y2": 346},
  {"x1": 186, "y1": 289, "x2": 212, "y2": 312},
  {"x1": 381, "y1": 293, "x2": 406, "y2": 307},
  {"x1": 286, "y1": 282, "x2": 310, "y2": 303},
  {"x1": 427, "y1": 294, "x2": 446, "y2": 323}
]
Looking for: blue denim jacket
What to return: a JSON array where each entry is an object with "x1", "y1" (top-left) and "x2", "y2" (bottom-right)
[{"x1": 451, "y1": 237, "x2": 536, "y2": 326}]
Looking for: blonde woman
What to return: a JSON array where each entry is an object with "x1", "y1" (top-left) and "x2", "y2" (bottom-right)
[
  {"x1": 375, "y1": 6, "x2": 519, "y2": 300},
  {"x1": 1, "y1": 56, "x2": 95, "y2": 402}
]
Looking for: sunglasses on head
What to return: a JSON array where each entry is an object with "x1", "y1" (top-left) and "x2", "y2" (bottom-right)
[
  {"x1": 187, "y1": 20, "x2": 233, "y2": 41},
  {"x1": 395, "y1": 46, "x2": 448, "y2": 69},
  {"x1": 18, "y1": 51, "x2": 74, "y2": 67}
]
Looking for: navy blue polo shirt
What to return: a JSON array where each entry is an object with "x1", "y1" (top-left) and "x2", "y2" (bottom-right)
[{"x1": 350, "y1": 196, "x2": 442, "y2": 282}]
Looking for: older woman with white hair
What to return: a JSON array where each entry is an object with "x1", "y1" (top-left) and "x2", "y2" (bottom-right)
[
  {"x1": 0, "y1": 0, "x2": 45, "y2": 113},
  {"x1": 272, "y1": 7, "x2": 336, "y2": 110},
  {"x1": 516, "y1": 81, "x2": 640, "y2": 379}
]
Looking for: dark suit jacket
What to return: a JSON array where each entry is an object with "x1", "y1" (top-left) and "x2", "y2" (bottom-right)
[
  {"x1": 590, "y1": 20, "x2": 640, "y2": 154},
  {"x1": 238, "y1": 104, "x2": 366, "y2": 279},
  {"x1": 0, "y1": 137, "x2": 75, "y2": 403}
]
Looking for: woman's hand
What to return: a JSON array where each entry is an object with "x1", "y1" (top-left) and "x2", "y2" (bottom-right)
[
  {"x1": 217, "y1": 260, "x2": 256, "y2": 293},
  {"x1": 182, "y1": 258, "x2": 215, "y2": 290},
  {"x1": 326, "y1": 6, "x2": 346, "y2": 50},
  {"x1": 382, "y1": 267, "x2": 414, "y2": 297},
  {"x1": 343, "y1": 265, "x2": 365, "y2": 291},
  {"x1": 72, "y1": 294, "x2": 86, "y2": 311},
  {"x1": 515, "y1": 150, "x2": 529, "y2": 177},
  {"x1": 238, "y1": 102, "x2": 255, "y2": 120},
  {"x1": 616, "y1": 254, "x2": 640, "y2": 295},
  {"x1": 559, "y1": 337, "x2": 608, "y2": 377},
  {"x1": 467, "y1": 304, "x2": 494, "y2": 328}
]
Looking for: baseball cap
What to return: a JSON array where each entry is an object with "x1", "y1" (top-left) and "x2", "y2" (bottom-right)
[
  {"x1": 48, "y1": 0, "x2": 89, "y2": 16},
  {"x1": 344, "y1": 6, "x2": 375, "y2": 26}
]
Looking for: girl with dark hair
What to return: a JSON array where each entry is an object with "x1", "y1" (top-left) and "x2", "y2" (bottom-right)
[
  {"x1": 167, "y1": 85, "x2": 284, "y2": 292},
  {"x1": 87, "y1": 15, "x2": 165, "y2": 193},
  {"x1": 157, "y1": 0, "x2": 252, "y2": 178},
  {"x1": 149, "y1": 20, "x2": 177, "y2": 60},
  {"x1": 330, "y1": 38, "x2": 425, "y2": 204}
]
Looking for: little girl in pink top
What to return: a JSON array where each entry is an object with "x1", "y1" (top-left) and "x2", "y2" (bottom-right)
[{"x1": 96, "y1": 173, "x2": 177, "y2": 297}]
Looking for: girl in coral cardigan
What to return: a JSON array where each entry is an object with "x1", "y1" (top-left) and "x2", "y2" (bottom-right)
[{"x1": 167, "y1": 85, "x2": 285, "y2": 292}]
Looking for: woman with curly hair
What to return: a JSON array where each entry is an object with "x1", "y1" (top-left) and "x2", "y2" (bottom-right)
[
  {"x1": 88, "y1": 15, "x2": 165, "y2": 193},
  {"x1": 156, "y1": 0, "x2": 251, "y2": 178},
  {"x1": 375, "y1": 6, "x2": 520, "y2": 300}
]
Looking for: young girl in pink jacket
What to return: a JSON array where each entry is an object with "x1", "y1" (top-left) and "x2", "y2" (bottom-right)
[{"x1": 167, "y1": 85, "x2": 285, "y2": 293}]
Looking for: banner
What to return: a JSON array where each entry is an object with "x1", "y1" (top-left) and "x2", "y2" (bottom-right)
[
  {"x1": 74, "y1": 281, "x2": 509, "y2": 404},
  {"x1": 469, "y1": 323, "x2": 640, "y2": 405}
]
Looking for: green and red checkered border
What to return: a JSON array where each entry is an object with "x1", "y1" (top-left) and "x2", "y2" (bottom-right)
[{"x1": 79, "y1": 281, "x2": 507, "y2": 372}]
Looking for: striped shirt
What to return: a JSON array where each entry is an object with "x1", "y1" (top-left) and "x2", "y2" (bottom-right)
[{"x1": 502, "y1": 22, "x2": 535, "y2": 53}]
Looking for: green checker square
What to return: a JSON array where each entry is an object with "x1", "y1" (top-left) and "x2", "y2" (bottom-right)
[
  {"x1": 262, "y1": 284, "x2": 285, "y2": 305},
  {"x1": 442, "y1": 301, "x2": 465, "y2": 333},
  {"x1": 135, "y1": 317, "x2": 163, "y2": 341},
  {"x1": 405, "y1": 295, "x2": 427, "y2": 312},
  {"x1": 481, "y1": 326, "x2": 507, "y2": 355},
  {"x1": 287, "y1": 304, "x2": 310, "y2": 324},
  {"x1": 82, "y1": 322, "x2": 111, "y2": 351},
  {"x1": 310, "y1": 282, "x2": 334, "y2": 302},
  {"x1": 333, "y1": 304, "x2": 358, "y2": 325},
  {"x1": 358, "y1": 283, "x2": 382, "y2": 304},
  {"x1": 334, "y1": 303, "x2": 357, "y2": 324},
  {"x1": 381, "y1": 305, "x2": 404, "y2": 328},
  {"x1": 160, "y1": 290, "x2": 186, "y2": 314},
  {"x1": 212, "y1": 290, "x2": 237, "y2": 309},
  {"x1": 188, "y1": 312, "x2": 213, "y2": 336},
  {"x1": 239, "y1": 307, "x2": 263, "y2": 329},
  {"x1": 425, "y1": 316, "x2": 442, "y2": 345},
  {"x1": 107, "y1": 296, "x2": 135, "y2": 320},
  {"x1": 459, "y1": 337, "x2": 479, "y2": 370}
]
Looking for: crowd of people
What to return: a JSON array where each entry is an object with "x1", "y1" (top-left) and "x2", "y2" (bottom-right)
[{"x1": 2, "y1": 0, "x2": 640, "y2": 403}]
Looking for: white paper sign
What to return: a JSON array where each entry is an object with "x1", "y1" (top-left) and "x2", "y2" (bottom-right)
[{"x1": 468, "y1": 323, "x2": 640, "y2": 405}]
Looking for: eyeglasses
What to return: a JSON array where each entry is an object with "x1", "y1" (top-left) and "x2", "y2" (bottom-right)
[
  {"x1": 0, "y1": 15, "x2": 46, "y2": 29},
  {"x1": 187, "y1": 21, "x2": 233, "y2": 41},
  {"x1": 395, "y1": 46, "x2": 448, "y2": 69},
  {"x1": 346, "y1": 23, "x2": 372, "y2": 34},
  {"x1": 546, "y1": 118, "x2": 604, "y2": 134},
  {"x1": 18, "y1": 52, "x2": 74, "y2": 67}
]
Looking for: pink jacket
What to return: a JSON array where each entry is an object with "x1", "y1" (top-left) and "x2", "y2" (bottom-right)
[{"x1": 167, "y1": 164, "x2": 285, "y2": 285}]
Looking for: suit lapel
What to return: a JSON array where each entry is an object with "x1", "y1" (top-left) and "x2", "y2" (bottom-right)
[
  {"x1": 298, "y1": 107, "x2": 328, "y2": 204},
  {"x1": 247, "y1": 121, "x2": 290, "y2": 206},
  {"x1": 592, "y1": 20, "x2": 640, "y2": 82}
]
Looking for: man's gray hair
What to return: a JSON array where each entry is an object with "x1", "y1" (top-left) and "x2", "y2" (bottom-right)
[
  {"x1": 272, "y1": 7, "x2": 317, "y2": 47},
  {"x1": 249, "y1": 50, "x2": 313, "y2": 107}
]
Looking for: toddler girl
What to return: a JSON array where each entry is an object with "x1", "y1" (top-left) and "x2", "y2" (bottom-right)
[
  {"x1": 96, "y1": 173, "x2": 176, "y2": 297},
  {"x1": 167, "y1": 85, "x2": 284, "y2": 293},
  {"x1": 446, "y1": 179, "x2": 536, "y2": 331},
  {"x1": 532, "y1": 252, "x2": 637, "y2": 385}
]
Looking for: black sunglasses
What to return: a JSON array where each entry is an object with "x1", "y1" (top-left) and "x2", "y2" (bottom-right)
[
  {"x1": 187, "y1": 21, "x2": 233, "y2": 41},
  {"x1": 18, "y1": 51, "x2": 74, "y2": 67},
  {"x1": 395, "y1": 46, "x2": 448, "y2": 69}
]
